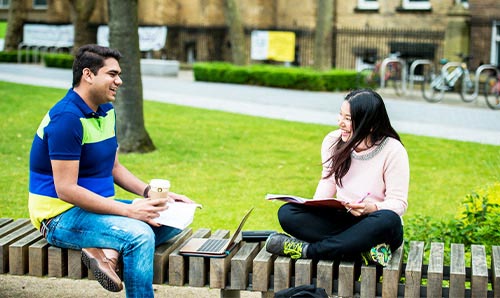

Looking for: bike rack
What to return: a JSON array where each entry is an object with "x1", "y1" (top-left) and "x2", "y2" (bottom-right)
[
  {"x1": 408, "y1": 59, "x2": 433, "y2": 94},
  {"x1": 462, "y1": 64, "x2": 500, "y2": 101},
  {"x1": 379, "y1": 57, "x2": 407, "y2": 93}
]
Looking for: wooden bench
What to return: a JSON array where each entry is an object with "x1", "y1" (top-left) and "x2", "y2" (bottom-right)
[{"x1": 1, "y1": 218, "x2": 499, "y2": 297}]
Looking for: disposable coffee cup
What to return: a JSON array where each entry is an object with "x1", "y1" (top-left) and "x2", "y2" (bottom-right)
[{"x1": 149, "y1": 179, "x2": 170, "y2": 199}]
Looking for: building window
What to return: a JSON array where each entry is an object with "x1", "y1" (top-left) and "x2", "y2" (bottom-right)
[
  {"x1": 492, "y1": 21, "x2": 500, "y2": 65},
  {"x1": 357, "y1": 0, "x2": 379, "y2": 10},
  {"x1": 33, "y1": 0, "x2": 47, "y2": 9},
  {"x1": 402, "y1": 0, "x2": 431, "y2": 10},
  {"x1": 0, "y1": 0, "x2": 9, "y2": 9}
]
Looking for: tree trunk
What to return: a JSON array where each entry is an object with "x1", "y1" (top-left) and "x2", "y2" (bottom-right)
[
  {"x1": 4, "y1": 0, "x2": 26, "y2": 51},
  {"x1": 68, "y1": 0, "x2": 97, "y2": 54},
  {"x1": 224, "y1": 0, "x2": 246, "y2": 65},
  {"x1": 313, "y1": 0, "x2": 334, "y2": 71},
  {"x1": 108, "y1": 0, "x2": 155, "y2": 153}
]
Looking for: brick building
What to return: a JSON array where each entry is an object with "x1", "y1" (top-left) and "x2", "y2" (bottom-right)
[{"x1": 0, "y1": 0, "x2": 497, "y2": 70}]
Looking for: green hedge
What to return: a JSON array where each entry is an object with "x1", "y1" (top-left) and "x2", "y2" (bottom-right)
[
  {"x1": 193, "y1": 62, "x2": 372, "y2": 92},
  {"x1": 0, "y1": 51, "x2": 73, "y2": 68},
  {"x1": 42, "y1": 53, "x2": 74, "y2": 69}
]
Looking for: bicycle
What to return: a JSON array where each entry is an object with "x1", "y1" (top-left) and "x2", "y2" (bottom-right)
[
  {"x1": 363, "y1": 53, "x2": 406, "y2": 96},
  {"x1": 421, "y1": 53, "x2": 475, "y2": 103},
  {"x1": 484, "y1": 66, "x2": 500, "y2": 110}
]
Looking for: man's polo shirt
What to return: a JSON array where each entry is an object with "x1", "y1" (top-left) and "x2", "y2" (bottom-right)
[{"x1": 29, "y1": 88, "x2": 118, "y2": 229}]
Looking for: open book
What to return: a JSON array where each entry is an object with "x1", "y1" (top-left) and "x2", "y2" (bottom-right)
[
  {"x1": 265, "y1": 194, "x2": 347, "y2": 209},
  {"x1": 153, "y1": 202, "x2": 202, "y2": 229}
]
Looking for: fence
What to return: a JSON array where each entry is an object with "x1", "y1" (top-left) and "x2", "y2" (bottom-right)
[{"x1": 161, "y1": 26, "x2": 445, "y2": 71}]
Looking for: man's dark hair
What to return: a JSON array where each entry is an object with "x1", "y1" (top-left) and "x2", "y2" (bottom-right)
[{"x1": 72, "y1": 44, "x2": 122, "y2": 87}]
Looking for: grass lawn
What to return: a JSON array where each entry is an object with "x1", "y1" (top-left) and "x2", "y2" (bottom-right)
[
  {"x1": 0, "y1": 21, "x2": 6, "y2": 38},
  {"x1": 1, "y1": 81, "x2": 499, "y2": 233}
]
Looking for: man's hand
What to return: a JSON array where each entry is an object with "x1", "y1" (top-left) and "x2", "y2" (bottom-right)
[
  {"x1": 129, "y1": 198, "x2": 169, "y2": 227},
  {"x1": 168, "y1": 192, "x2": 195, "y2": 204}
]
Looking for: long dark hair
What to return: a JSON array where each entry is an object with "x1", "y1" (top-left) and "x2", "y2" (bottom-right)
[
  {"x1": 72, "y1": 44, "x2": 122, "y2": 88},
  {"x1": 324, "y1": 89, "x2": 401, "y2": 186}
]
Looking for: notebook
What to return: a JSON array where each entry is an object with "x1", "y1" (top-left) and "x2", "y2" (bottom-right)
[{"x1": 179, "y1": 208, "x2": 253, "y2": 258}]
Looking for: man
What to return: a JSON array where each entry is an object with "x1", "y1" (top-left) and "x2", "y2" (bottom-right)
[{"x1": 29, "y1": 44, "x2": 193, "y2": 297}]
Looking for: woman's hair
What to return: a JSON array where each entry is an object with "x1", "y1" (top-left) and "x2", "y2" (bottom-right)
[
  {"x1": 72, "y1": 44, "x2": 122, "y2": 87},
  {"x1": 324, "y1": 89, "x2": 401, "y2": 186}
]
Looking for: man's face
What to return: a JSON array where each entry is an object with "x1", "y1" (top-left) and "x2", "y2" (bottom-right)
[{"x1": 89, "y1": 58, "x2": 122, "y2": 105}]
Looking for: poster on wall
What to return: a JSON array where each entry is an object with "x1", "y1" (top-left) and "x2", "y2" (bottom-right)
[{"x1": 251, "y1": 30, "x2": 295, "y2": 63}]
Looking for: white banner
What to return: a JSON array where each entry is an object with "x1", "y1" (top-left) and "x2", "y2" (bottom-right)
[
  {"x1": 97, "y1": 26, "x2": 167, "y2": 51},
  {"x1": 22, "y1": 24, "x2": 74, "y2": 47}
]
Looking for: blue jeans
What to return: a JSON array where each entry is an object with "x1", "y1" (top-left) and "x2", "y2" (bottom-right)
[{"x1": 44, "y1": 200, "x2": 182, "y2": 298}]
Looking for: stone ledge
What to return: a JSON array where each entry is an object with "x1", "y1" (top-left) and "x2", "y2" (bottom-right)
[{"x1": 141, "y1": 59, "x2": 179, "y2": 77}]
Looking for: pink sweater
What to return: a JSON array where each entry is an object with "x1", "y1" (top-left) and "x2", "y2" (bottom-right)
[{"x1": 313, "y1": 130, "x2": 409, "y2": 216}]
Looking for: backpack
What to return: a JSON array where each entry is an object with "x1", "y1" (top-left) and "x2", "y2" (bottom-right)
[{"x1": 274, "y1": 284, "x2": 329, "y2": 298}]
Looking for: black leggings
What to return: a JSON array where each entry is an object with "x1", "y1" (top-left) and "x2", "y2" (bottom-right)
[{"x1": 277, "y1": 203, "x2": 404, "y2": 260}]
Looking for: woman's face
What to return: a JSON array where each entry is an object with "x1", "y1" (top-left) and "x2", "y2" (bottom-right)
[{"x1": 338, "y1": 101, "x2": 352, "y2": 142}]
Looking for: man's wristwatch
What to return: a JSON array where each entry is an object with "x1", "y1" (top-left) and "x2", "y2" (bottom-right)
[{"x1": 143, "y1": 184, "x2": 151, "y2": 198}]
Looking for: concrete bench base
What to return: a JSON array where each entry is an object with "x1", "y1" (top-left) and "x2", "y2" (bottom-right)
[{"x1": 140, "y1": 59, "x2": 179, "y2": 77}]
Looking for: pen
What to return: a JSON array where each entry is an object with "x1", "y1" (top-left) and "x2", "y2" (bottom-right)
[{"x1": 346, "y1": 192, "x2": 371, "y2": 213}]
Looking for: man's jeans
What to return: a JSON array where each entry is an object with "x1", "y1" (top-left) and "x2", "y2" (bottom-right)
[{"x1": 43, "y1": 200, "x2": 182, "y2": 298}]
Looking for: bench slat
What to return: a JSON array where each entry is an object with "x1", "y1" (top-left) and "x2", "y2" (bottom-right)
[
  {"x1": 252, "y1": 246, "x2": 274, "y2": 292},
  {"x1": 360, "y1": 264, "x2": 377, "y2": 298},
  {"x1": 9, "y1": 230, "x2": 43, "y2": 275},
  {"x1": 168, "y1": 228, "x2": 210, "y2": 286},
  {"x1": 317, "y1": 260, "x2": 334, "y2": 296},
  {"x1": 273, "y1": 256, "x2": 292, "y2": 292},
  {"x1": 229, "y1": 242, "x2": 260, "y2": 289},
  {"x1": 0, "y1": 218, "x2": 13, "y2": 228},
  {"x1": 0, "y1": 223, "x2": 36, "y2": 273},
  {"x1": 48, "y1": 246, "x2": 67, "y2": 277},
  {"x1": 471, "y1": 244, "x2": 488, "y2": 298},
  {"x1": 427, "y1": 242, "x2": 444, "y2": 297},
  {"x1": 382, "y1": 244, "x2": 404, "y2": 297},
  {"x1": 404, "y1": 241, "x2": 424, "y2": 298},
  {"x1": 492, "y1": 246, "x2": 500, "y2": 298},
  {"x1": 189, "y1": 229, "x2": 230, "y2": 287},
  {"x1": 0, "y1": 218, "x2": 31, "y2": 238},
  {"x1": 338, "y1": 261, "x2": 355, "y2": 297},
  {"x1": 153, "y1": 228, "x2": 192, "y2": 284},
  {"x1": 28, "y1": 238, "x2": 49, "y2": 277},
  {"x1": 67, "y1": 249, "x2": 87, "y2": 279},
  {"x1": 294, "y1": 258, "x2": 313, "y2": 287},
  {"x1": 450, "y1": 243, "x2": 466, "y2": 298},
  {"x1": 210, "y1": 240, "x2": 241, "y2": 289}
]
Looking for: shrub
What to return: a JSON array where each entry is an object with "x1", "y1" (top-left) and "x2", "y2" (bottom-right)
[
  {"x1": 193, "y1": 62, "x2": 364, "y2": 92},
  {"x1": 43, "y1": 53, "x2": 74, "y2": 69}
]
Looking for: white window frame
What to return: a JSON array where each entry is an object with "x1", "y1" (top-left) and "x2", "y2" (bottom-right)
[
  {"x1": 33, "y1": 0, "x2": 47, "y2": 9},
  {"x1": 402, "y1": 0, "x2": 431, "y2": 10},
  {"x1": 0, "y1": 0, "x2": 9, "y2": 9},
  {"x1": 491, "y1": 21, "x2": 500, "y2": 65},
  {"x1": 357, "y1": 0, "x2": 379, "y2": 10}
]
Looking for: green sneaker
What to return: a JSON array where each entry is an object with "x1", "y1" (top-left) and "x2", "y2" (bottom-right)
[
  {"x1": 265, "y1": 233, "x2": 307, "y2": 260},
  {"x1": 362, "y1": 243, "x2": 392, "y2": 267}
]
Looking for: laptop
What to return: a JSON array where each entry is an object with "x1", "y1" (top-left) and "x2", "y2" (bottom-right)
[{"x1": 179, "y1": 208, "x2": 253, "y2": 258}]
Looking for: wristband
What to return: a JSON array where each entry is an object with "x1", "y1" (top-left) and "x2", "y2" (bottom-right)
[{"x1": 143, "y1": 184, "x2": 151, "y2": 198}]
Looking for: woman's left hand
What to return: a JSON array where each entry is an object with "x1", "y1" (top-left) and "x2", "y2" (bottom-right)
[{"x1": 346, "y1": 202, "x2": 378, "y2": 216}]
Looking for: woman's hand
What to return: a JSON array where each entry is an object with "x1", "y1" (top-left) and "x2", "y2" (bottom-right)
[{"x1": 345, "y1": 202, "x2": 378, "y2": 217}]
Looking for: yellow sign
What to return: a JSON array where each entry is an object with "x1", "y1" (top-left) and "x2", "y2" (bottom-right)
[
  {"x1": 267, "y1": 31, "x2": 295, "y2": 62},
  {"x1": 251, "y1": 31, "x2": 295, "y2": 62}
]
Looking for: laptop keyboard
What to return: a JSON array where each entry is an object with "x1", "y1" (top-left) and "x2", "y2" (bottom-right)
[{"x1": 197, "y1": 238, "x2": 228, "y2": 252}]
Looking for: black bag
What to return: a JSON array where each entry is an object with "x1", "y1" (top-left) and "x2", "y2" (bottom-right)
[{"x1": 274, "y1": 284, "x2": 329, "y2": 298}]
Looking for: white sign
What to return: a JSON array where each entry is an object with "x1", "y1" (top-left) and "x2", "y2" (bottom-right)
[
  {"x1": 97, "y1": 26, "x2": 167, "y2": 51},
  {"x1": 250, "y1": 31, "x2": 269, "y2": 60},
  {"x1": 22, "y1": 24, "x2": 74, "y2": 47}
]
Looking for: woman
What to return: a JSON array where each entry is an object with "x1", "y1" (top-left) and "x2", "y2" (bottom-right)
[{"x1": 265, "y1": 89, "x2": 409, "y2": 266}]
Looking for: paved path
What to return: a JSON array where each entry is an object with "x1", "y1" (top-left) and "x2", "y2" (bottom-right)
[{"x1": 0, "y1": 63, "x2": 499, "y2": 145}]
